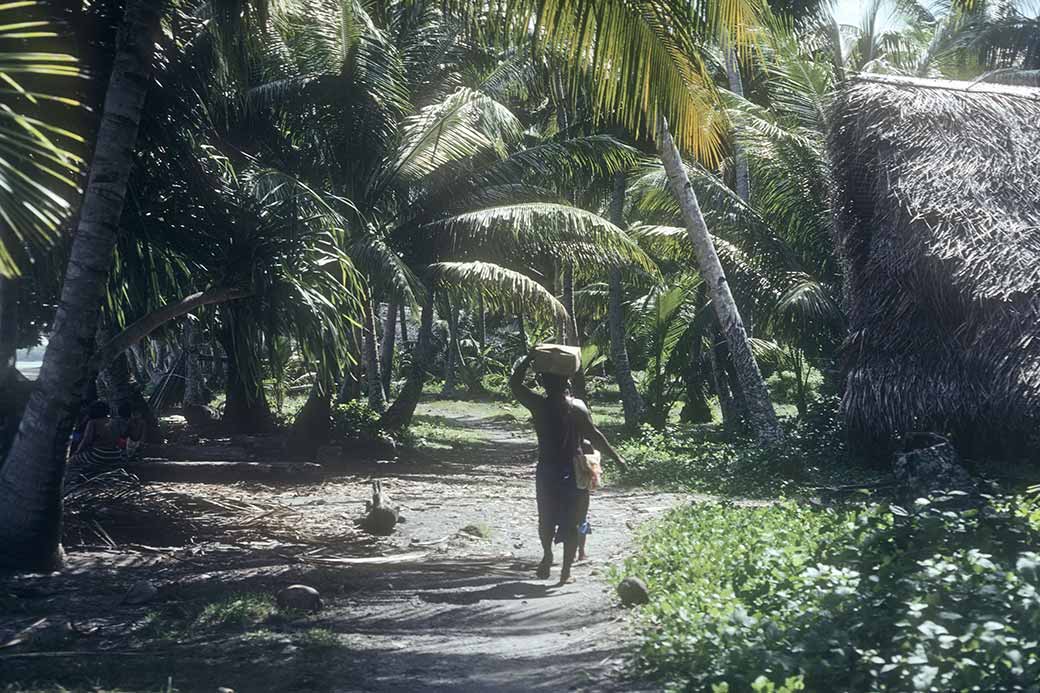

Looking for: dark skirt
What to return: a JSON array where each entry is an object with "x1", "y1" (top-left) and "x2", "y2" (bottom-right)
[{"x1": 536, "y1": 462, "x2": 590, "y2": 544}]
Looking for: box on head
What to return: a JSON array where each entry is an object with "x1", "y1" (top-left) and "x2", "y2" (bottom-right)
[{"x1": 532, "y1": 344, "x2": 582, "y2": 376}]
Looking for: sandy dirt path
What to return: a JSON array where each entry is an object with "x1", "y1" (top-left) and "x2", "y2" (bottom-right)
[{"x1": 2, "y1": 400, "x2": 683, "y2": 692}]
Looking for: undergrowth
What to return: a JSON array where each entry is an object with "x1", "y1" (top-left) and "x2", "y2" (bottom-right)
[
  {"x1": 617, "y1": 496, "x2": 1040, "y2": 692},
  {"x1": 610, "y1": 396, "x2": 859, "y2": 497}
]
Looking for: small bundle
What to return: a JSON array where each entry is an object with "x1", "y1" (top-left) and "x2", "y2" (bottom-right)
[
  {"x1": 532, "y1": 344, "x2": 582, "y2": 376},
  {"x1": 361, "y1": 479, "x2": 399, "y2": 535}
]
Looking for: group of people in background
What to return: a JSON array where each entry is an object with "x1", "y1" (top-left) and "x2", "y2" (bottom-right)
[{"x1": 68, "y1": 400, "x2": 145, "y2": 479}]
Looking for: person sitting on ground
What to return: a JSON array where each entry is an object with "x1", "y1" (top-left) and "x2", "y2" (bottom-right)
[
  {"x1": 113, "y1": 401, "x2": 146, "y2": 459},
  {"x1": 510, "y1": 347, "x2": 625, "y2": 585},
  {"x1": 69, "y1": 401, "x2": 125, "y2": 477}
]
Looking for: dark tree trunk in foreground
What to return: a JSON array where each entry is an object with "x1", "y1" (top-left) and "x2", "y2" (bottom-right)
[
  {"x1": 0, "y1": 274, "x2": 16, "y2": 384},
  {"x1": 657, "y1": 116, "x2": 782, "y2": 445},
  {"x1": 607, "y1": 174, "x2": 645, "y2": 429},
  {"x1": 363, "y1": 296, "x2": 386, "y2": 412},
  {"x1": 287, "y1": 383, "x2": 331, "y2": 458},
  {"x1": 380, "y1": 299, "x2": 398, "y2": 395},
  {"x1": 380, "y1": 288, "x2": 434, "y2": 430},
  {"x1": 221, "y1": 331, "x2": 274, "y2": 434},
  {"x1": 0, "y1": 0, "x2": 164, "y2": 571}
]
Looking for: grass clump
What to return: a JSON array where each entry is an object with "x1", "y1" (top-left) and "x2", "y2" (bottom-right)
[
  {"x1": 618, "y1": 496, "x2": 1040, "y2": 692},
  {"x1": 194, "y1": 594, "x2": 275, "y2": 630}
]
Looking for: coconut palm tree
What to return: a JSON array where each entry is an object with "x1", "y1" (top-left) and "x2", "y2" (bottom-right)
[
  {"x1": 0, "y1": 0, "x2": 164, "y2": 570},
  {"x1": 452, "y1": 0, "x2": 787, "y2": 443}
]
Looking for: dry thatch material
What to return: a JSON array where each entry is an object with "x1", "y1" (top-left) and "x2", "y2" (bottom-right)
[{"x1": 829, "y1": 75, "x2": 1040, "y2": 455}]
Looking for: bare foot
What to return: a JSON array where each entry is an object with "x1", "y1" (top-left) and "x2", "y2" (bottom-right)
[
  {"x1": 577, "y1": 551, "x2": 588, "y2": 563},
  {"x1": 536, "y1": 557, "x2": 552, "y2": 579},
  {"x1": 556, "y1": 574, "x2": 575, "y2": 586}
]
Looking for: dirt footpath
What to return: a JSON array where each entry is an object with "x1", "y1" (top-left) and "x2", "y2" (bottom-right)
[{"x1": 1, "y1": 400, "x2": 683, "y2": 692}]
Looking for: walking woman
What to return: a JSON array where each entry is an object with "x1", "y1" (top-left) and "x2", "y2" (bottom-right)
[{"x1": 510, "y1": 347, "x2": 625, "y2": 584}]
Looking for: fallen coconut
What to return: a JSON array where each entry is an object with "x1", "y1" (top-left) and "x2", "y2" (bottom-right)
[
  {"x1": 276, "y1": 584, "x2": 323, "y2": 613},
  {"x1": 617, "y1": 577, "x2": 650, "y2": 606},
  {"x1": 123, "y1": 580, "x2": 159, "y2": 605}
]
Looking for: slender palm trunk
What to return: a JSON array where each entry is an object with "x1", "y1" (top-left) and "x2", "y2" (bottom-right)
[
  {"x1": 183, "y1": 321, "x2": 208, "y2": 407},
  {"x1": 477, "y1": 294, "x2": 486, "y2": 374},
  {"x1": 442, "y1": 300, "x2": 459, "y2": 396},
  {"x1": 517, "y1": 312, "x2": 528, "y2": 349},
  {"x1": 607, "y1": 173, "x2": 645, "y2": 428},
  {"x1": 657, "y1": 116, "x2": 782, "y2": 445},
  {"x1": 0, "y1": 0, "x2": 164, "y2": 570},
  {"x1": 0, "y1": 273, "x2": 17, "y2": 386},
  {"x1": 399, "y1": 303, "x2": 409, "y2": 346},
  {"x1": 380, "y1": 299, "x2": 398, "y2": 395},
  {"x1": 725, "y1": 49, "x2": 754, "y2": 339},
  {"x1": 380, "y1": 287, "x2": 434, "y2": 430},
  {"x1": 363, "y1": 296, "x2": 386, "y2": 412},
  {"x1": 725, "y1": 49, "x2": 750, "y2": 203},
  {"x1": 337, "y1": 325, "x2": 362, "y2": 404},
  {"x1": 562, "y1": 263, "x2": 587, "y2": 399}
]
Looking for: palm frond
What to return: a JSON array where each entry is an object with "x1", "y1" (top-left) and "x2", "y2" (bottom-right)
[
  {"x1": 428, "y1": 260, "x2": 568, "y2": 323},
  {"x1": 0, "y1": 1, "x2": 84, "y2": 276},
  {"x1": 438, "y1": 201, "x2": 658, "y2": 274}
]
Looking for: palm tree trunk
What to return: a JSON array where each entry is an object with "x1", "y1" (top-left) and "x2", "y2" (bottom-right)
[
  {"x1": 90, "y1": 286, "x2": 247, "y2": 371},
  {"x1": 477, "y1": 293, "x2": 486, "y2": 374},
  {"x1": 364, "y1": 296, "x2": 386, "y2": 412},
  {"x1": 221, "y1": 327, "x2": 274, "y2": 434},
  {"x1": 380, "y1": 299, "x2": 398, "y2": 395},
  {"x1": 562, "y1": 262, "x2": 588, "y2": 399},
  {"x1": 725, "y1": 49, "x2": 750, "y2": 203},
  {"x1": 725, "y1": 49, "x2": 755, "y2": 338},
  {"x1": 0, "y1": 273, "x2": 17, "y2": 387},
  {"x1": 337, "y1": 326, "x2": 362, "y2": 404},
  {"x1": 517, "y1": 311, "x2": 528, "y2": 350},
  {"x1": 442, "y1": 299, "x2": 459, "y2": 396},
  {"x1": 0, "y1": 0, "x2": 164, "y2": 570},
  {"x1": 183, "y1": 320, "x2": 208, "y2": 407},
  {"x1": 657, "y1": 116, "x2": 782, "y2": 445},
  {"x1": 380, "y1": 287, "x2": 434, "y2": 430},
  {"x1": 607, "y1": 173, "x2": 645, "y2": 428},
  {"x1": 399, "y1": 303, "x2": 409, "y2": 346}
]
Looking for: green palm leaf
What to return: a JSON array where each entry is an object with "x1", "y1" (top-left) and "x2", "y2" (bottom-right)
[
  {"x1": 0, "y1": 0, "x2": 84, "y2": 276},
  {"x1": 428, "y1": 260, "x2": 568, "y2": 323}
]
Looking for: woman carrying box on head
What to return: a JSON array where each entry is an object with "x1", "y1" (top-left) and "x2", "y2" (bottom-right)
[{"x1": 510, "y1": 344, "x2": 625, "y2": 585}]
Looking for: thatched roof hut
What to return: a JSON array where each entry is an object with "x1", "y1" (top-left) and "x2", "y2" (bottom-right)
[{"x1": 829, "y1": 75, "x2": 1040, "y2": 456}]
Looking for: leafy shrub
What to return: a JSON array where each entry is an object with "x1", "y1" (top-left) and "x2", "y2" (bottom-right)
[
  {"x1": 613, "y1": 396, "x2": 849, "y2": 497},
  {"x1": 618, "y1": 497, "x2": 1040, "y2": 692},
  {"x1": 330, "y1": 400, "x2": 382, "y2": 442}
]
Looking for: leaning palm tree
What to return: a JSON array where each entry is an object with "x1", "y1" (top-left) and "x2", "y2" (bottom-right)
[
  {"x1": 0, "y1": 0, "x2": 164, "y2": 570},
  {"x1": 450, "y1": 0, "x2": 786, "y2": 443}
]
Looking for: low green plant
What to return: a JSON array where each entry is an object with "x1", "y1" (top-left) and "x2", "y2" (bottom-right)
[
  {"x1": 194, "y1": 594, "x2": 274, "y2": 630},
  {"x1": 619, "y1": 496, "x2": 1040, "y2": 692},
  {"x1": 612, "y1": 395, "x2": 850, "y2": 497},
  {"x1": 330, "y1": 400, "x2": 383, "y2": 442}
]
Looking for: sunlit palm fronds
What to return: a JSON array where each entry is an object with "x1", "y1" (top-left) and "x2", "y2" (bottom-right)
[
  {"x1": 428, "y1": 260, "x2": 568, "y2": 323},
  {"x1": 447, "y1": 0, "x2": 767, "y2": 161},
  {"x1": 0, "y1": 1, "x2": 84, "y2": 276},
  {"x1": 438, "y1": 202, "x2": 658, "y2": 274}
]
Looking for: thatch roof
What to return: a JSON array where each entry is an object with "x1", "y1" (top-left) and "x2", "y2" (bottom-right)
[{"x1": 829, "y1": 75, "x2": 1040, "y2": 455}]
